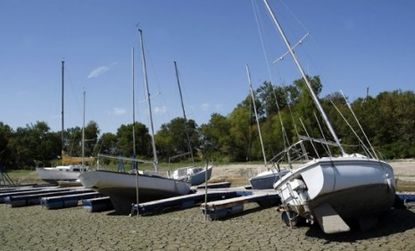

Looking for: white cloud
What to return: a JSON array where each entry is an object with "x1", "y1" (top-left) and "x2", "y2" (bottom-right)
[
  {"x1": 154, "y1": 105, "x2": 167, "y2": 114},
  {"x1": 201, "y1": 103, "x2": 210, "y2": 111},
  {"x1": 88, "y1": 66, "x2": 110, "y2": 79},
  {"x1": 87, "y1": 62, "x2": 118, "y2": 79},
  {"x1": 111, "y1": 107, "x2": 127, "y2": 116}
]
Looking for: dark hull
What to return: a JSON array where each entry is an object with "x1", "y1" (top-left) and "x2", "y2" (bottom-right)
[{"x1": 300, "y1": 183, "x2": 396, "y2": 220}]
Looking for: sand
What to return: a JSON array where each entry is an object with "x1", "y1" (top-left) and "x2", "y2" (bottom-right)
[{"x1": 1, "y1": 203, "x2": 415, "y2": 250}]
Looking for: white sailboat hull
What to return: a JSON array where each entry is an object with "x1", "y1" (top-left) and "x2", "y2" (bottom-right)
[
  {"x1": 170, "y1": 165, "x2": 213, "y2": 186},
  {"x1": 79, "y1": 170, "x2": 191, "y2": 213},
  {"x1": 36, "y1": 166, "x2": 86, "y2": 183},
  {"x1": 249, "y1": 169, "x2": 289, "y2": 190},
  {"x1": 274, "y1": 155, "x2": 395, "y2": 220}
]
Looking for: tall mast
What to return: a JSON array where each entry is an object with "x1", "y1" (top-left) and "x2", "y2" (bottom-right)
[
  {"x1": 132, "y1": 48, "x2": 137, "y2": 159},
  {"x1": 263, "y1": 0, "x2": 345, "y2": 155},
  {"x1": 174, "y1": 61, "x2": 194, "y2": 164},
  {"x1": 138, "y1": 29, "x2": 158, "y2": 171},
  {"x1": 82, "y1": 90, "x2": 85, "y2": 167},
  {"x1": 246, "y1": 65, "x2": 267, "y2": 167},
  {"x1": 61, "y1": 60, "x2": 65, "y2": 163}
]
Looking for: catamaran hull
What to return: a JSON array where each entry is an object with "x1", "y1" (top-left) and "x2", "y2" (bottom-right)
[
  {"x1": 274, "y1": 156, "x2": 395, "y2": 229},
  {"x1": 79, "y1": 170, "x2": 191, "y2": 214}
]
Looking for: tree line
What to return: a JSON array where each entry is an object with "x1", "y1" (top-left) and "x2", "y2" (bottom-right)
[{"x1": 1, "y1": 76, "x2": 414, "y2": 169}]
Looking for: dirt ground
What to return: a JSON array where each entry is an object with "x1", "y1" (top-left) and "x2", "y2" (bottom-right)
[{"x1": 1, "y1": 160, "x2": 414, "y2": 250}]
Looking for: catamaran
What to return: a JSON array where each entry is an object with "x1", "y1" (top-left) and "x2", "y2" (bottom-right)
[{"x1": 262, "y1": 0, "x2": 395, "y2": 234}]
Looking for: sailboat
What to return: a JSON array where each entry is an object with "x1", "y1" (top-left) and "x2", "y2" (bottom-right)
[
  {"x1": 79, "y1": 30, "x2": 191, "y2": 214},
  {"x1": 245, "y1": 65, "x2": 289, "y2": 189},
  {"x1": 168, "y1": 61, "x2": 213, "y2": 186},
  {"x1": 36, "y1": 61, "x2": 87, "y2": 183},
  {"x1": 261, "y1": 0, "x2": 395, "y2": 233}
]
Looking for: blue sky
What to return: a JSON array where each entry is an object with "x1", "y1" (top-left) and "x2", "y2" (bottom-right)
[{"x1": 1, "y1": 0, "x2": 414, "y2": 134}]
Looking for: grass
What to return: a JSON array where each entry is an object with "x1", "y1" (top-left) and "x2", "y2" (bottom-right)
[{"x1": 3, "y1": 169, "x2": 42, "y2": 184}]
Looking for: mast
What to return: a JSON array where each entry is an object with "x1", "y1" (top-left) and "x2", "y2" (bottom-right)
[
  {"x1": 82, "y1": 90, "x2": 85, "y2": 167},
  {"x1": 246, "y1": 65, "x2": 267, "y2": 167},
  {"x1": 61, "y1": 60, "x2": 65, "y2": 163},
  {"x1": 132, "y1": 47, "x2": 140, "y2": 208},
  {"x1": 174, "y1": 61, "x2": 194, "y2": 164},
  {"x1": 263, "y1": 0, "x2": 346, "y2": 155},
  {"x1": 138, "y1": 29, "x2": 158, "y2": 171},
  {"x1": 132, "y1": 48, "x2": 137, "y2": 159}
]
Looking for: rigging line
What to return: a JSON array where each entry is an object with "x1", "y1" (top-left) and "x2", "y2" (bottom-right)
[
  {"x1": 340, "y1": 90, "x2": 379, "y2": 159},
  {"x1": 277, "y1": 0, "x2": 309, "y2": 35},
  {"x1": 329, "y1": 99, "x2": 374, "y2": 158},
  {"x1": 313, "y1": 111, "x2": 332, "y2": 157},
  {"x1": 251, "y1": 0, "x2": 273, "y2": 81},
  {"x1": 252, "y1": 0, "x2": 293, "y2": 162},
  {"x1": 271, "y1": 86, "x2": 289, "y2": 148},
  {"x1": 247, "y1": 65, "x2": 267, "y2": 167},
  {"x1": 143, "y1": 43, "x2": 167, "y2": 127},
  {"x1": 299, "y1": 117, "x2": 319, "y2": 158}
]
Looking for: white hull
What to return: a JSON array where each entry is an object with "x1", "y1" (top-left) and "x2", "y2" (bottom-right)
[
  {"x1": 79, "y1": 170, "x2": 191, "y2": 213},
  {"x1": 249, "y1": 169, "x2": 289, "y2": 190},
  {"x1": 171, "y1": 165, "x2": 213, "y2": 186},
  {"x1": 36, "y1": 165, "x2": 86, "y2": 183},
  {"x1": 274, "y1": 154, "x2": 395, "y2": 222}
]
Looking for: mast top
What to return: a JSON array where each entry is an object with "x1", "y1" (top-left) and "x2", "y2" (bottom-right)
[{"x1": 263, "y1": 0, "x2": 346, "y2": 156}]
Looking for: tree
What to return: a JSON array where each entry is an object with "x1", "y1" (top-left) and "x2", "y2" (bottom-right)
[
  {"x1": 228, "y1": 101, "x2": 252, "y2": 161},
  {"x1": 116, "y1": 122, "x2": 151, "y2": 158},
  {"x1": 8, "y1": 121, "x2": 60, "y2": 168},
  {"x1": 64, "y1": 126, "x2": 82, "y2": 156},
  {"x1": 84, "y1": 121, "x2": 100, "y2": 157},
  {"x1": 256, "y1": 81, "x2": 288, "y2": 118},
  {"x1": 155, "y1": 117, "x2": 199, "y2": 161},
  {"x1": 94, "y1": 132, "x2": 117, "y2": 155},
  {"x1": 0, "y1": 122, "x2": 13, "y2": 168},
  {"x1": 199, "y1": 113, "x2": 231, "y2": 161}
]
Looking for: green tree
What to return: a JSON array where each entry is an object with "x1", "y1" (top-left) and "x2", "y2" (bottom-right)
[
  {"x1": 155, "y1": 117, "x2": 199, "y2": 161},
  {"x1": 84, "y1": 121, "x2": 100, "y2": 157},
  {"x1": 256, "y1": 81, "x2": 288, "y2": 118},
  {"x1": 228, "y1": 101, "x2": 252, "y2": 161},
  {"x1": 95, "y1": 132, "x2": 117, "y2": 155},
  {"x1": 8, "y1": 121, "x2": 60, "y2": 168},
  {"x1": 199, "y1": 113, "x2": 231, "y2": 161},
  {"x1": 116, "y1": 122, "x2": 151, "y2": 158},
  {"x1": 0, "y1": 122, "x2": 13, "y2": 168},
  {"x1": 64, "y1": 126, "x2": 82, "y2": 156}
]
